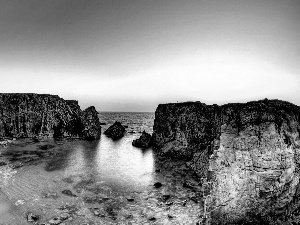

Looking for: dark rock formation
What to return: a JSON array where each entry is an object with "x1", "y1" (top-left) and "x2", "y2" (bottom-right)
[
  {"x1": 152, "y1": 99, "x2": 300, "y2": 224},
  {"x1": 27, "y1": 212, "x2": 39, "y2": 222},
  {"x1": 153, "y1": 182, "x2": 163, "y2": 188},
  {"x1": 61, "y1": 189, "x2": 78, "y2": 197},
  {"x1": 104, "y1": 121, "x2": 126, "y2": 140},
  {"x1": 132, "y1": 131, "x2": 152, "y2": 148},
  {"x1": 81, "y1": 106, "x2": 101, "y2": 140},
  {"x1": 0, "y1": 93, "x2": 101, "y2": 140},
  {"x1": 152, "y1": 102, "x2": 220, "y2": 160}
]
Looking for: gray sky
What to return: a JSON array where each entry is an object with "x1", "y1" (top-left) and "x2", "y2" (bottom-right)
[{"x1": 0, "y1": 0, "x2": 299, "y2": 111}]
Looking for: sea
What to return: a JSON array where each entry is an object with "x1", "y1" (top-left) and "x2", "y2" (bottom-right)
[{"x1": 0, "y1": 112, "x2": 202, "y2": 225}]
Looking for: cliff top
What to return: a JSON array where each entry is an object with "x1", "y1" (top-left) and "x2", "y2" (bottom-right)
[{"x1": 157, "y1": 99, "x2": 300, "y2": 112}]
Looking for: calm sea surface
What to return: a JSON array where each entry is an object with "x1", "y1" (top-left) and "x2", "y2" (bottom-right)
[{"x1": 0, "y1": 112, "x2": 202, "y2": 224}]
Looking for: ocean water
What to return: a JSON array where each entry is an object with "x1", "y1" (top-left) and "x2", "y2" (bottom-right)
[
  {"x1": 0, "y1": 112, "x2": 202, "y2": 225},
  {"x1": 99, "y1": 112, "x2": 155, "y2": 134}
]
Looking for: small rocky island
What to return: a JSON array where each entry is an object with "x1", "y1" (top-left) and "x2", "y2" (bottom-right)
[
  {"x1": 0, "y1": 93, "x2": 101, "y2": 140},
  {"x1": 152, "y1": 99, "x2": 300, "y2": 224},
  {"x1": 104, "y1": 121, "x2": 126, "y2": 140}
]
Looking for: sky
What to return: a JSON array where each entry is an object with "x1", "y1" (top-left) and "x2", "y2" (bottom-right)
[{"x1": 0, "y1": 0, "x2": 299, "y2": 112}]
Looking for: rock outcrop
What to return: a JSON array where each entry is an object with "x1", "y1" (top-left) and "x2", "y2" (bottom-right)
[
  {"x1": 132, "y1": 131, "x2": 152, "y2": 148},
  {"x1": 104, "y1": 121, "x2": 126, "y2": 140},
  {"x1": 152, "y1": 99, "x2": 300, "y2": 224},
  {"x1": 0, "y1": 93, "x2": 101, "y2": 140},
  {"x1": 81, "y1": 106, "x2": 101, "y2": 140}
]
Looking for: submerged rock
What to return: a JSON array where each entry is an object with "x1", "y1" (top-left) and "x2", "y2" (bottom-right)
[
  {"x1": 48, "y1": 219, "x2": 61, "y2": 225},
  {"x1": 89, "y1": 207, "x2": 106, "y2": 217},
  {"x1": 104, "y1": 121, "x2": 126, "y2": 140},
  {"x1": 161, "y1": 194, "x2": 171, "y2": 202},
  {"x1": 152, "y1": 99, "x2": 300, "y2": 224},
  {"x1": 0, "y1": 161, "x2": 7, "y2": 166},
  {"x1": 153, "y1": 182, "x2": 163, "y2": 188},
  {"x1": 42, "y1": 192, "x2": 59, "y2": 199},
  {"x1": 148, "y1": 216, "x2": 156, "y2": 221},
  {"x1": 38, "y1": 144, "x2": 55, "y2": 150},
  {"x1": 27, "y1": 212, "x2": 39, "y2": 222},
  {"x1": 61, "y1": 189, "x2": 77, "y2": 197},
  {"x1": 182, "y1": 180, "x2": 196, "y2": 189},
  {"x1": 132, "y1": 131, "x2": 152, "y2": 148},
  {"x1": 167, "y1": 214, "x2": 174, "y2": 219},
  {"x1": 126, "y1": 197, "x2": 135, "y2": 202}
]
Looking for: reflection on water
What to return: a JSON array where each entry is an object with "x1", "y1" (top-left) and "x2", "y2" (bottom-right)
[
  {"x1": 46, "y1": 134, "x2": 154, "y2": 191},
  {"x1": 95, "y1": 137, "x2": 154, "y2": 188},
  {"x1": 0, "y1": 134, "x2": 155, "y2": 224}
]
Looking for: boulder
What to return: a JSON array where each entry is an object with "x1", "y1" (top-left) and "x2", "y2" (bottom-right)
[
  {"x1": 132, "y1": 131, "x2": 152, "y2": 148},
  {"x1": 104, "y1": 121, "x2": 126, "y2": 140},
  {"x1": 152, "y1": 99, "x2": 300, "y2": 224}
]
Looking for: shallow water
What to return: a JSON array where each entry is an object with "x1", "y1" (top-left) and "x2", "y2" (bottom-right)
[{"x1": 0, "y1": 112, "x2": 203, "y2": 224}]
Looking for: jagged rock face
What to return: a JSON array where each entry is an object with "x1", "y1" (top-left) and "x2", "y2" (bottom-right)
[
  {"x1": 104, "y1": 121, "x2": 126, "y2": 140},
  {"x1": 81, "y1": 106, "x2": 101, "y2": 140},
  {"x1": 152, "y1": 99, "x2": 300, "y2": 224},
  {"x1": 152, "y1": 102, "x2": 220, "y2": 159},
  {"x1": 132, "y1": 131, "x2": 152, "y2": 148},
  {"x1": 0, "y1": 93, "x2": 101, "y2": 140}
]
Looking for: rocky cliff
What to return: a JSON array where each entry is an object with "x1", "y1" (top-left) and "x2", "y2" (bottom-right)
[
  {"x1": 152, "y1": 99, "x2": 300, "y2": 224},
  {"x1": 0, "y1": 93, "x2": 101, "y2": 140}
]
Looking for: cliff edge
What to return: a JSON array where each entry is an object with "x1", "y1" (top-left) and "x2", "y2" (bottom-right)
[
  {"x1": 0, "y1": 93, "x2": 101, "y2": 140},
  {"x1": 152, "y1": 99, "x2": 300, "y2": 224}
]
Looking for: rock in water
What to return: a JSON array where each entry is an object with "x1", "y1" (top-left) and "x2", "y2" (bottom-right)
[
  {"x1": 153, "y1": 182, "x2": 163, "y2": 188},
  {"x1": 132, "y1": 131, "x2": 152, "y2": 148},
  {"x1": 0, "y1": 93, "x2": 101, "y2": 140},
  {"x1": 104, "y1": 121, "x2": 126, "y2": 140},
  {"x1": 61, "y1": 189, "x2": 77, "y2": 197},
  {"x1": 81, "y1": 106, "x2": 101, "y2": 140},
  {"x1": 152, "y1": 99, "x2": 300, "y2": 224},
  {"x1": 27, "y1": 212, "x2": 39, "y2": 222}
]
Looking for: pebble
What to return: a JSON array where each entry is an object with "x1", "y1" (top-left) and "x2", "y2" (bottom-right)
[
  {"x1": 148, "y1": 216, "x2": 156, "y2": 221},
  {"x1": 27, "y1": 212, "x2": 39, "y2": 222},
  {"x1": 153, "y1": 182, "x2": 162, "y2": 188},
  {"x1": 126, "y1": 197, "x2": 135, "y2": 202},
  {"x1": 61, "y1": 189, "x2": 77, "y2": 197}
]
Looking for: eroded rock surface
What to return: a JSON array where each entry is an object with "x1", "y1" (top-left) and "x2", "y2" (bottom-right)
[
  {"x1": 132, "y1": 131, "x2": 152, "y2": 148},
  {"x1": 0, "y1": 93, "x2": 101, "y2": 140},
  {"x1": 152, "y1": 99, "x2": 300, "y2": 224},
  {"x1": 104, "y1": 121, "x2": 126, "y2": 140},
  {"x1": 81, "y1": 106, "x2": 101, "y2": 140}
]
